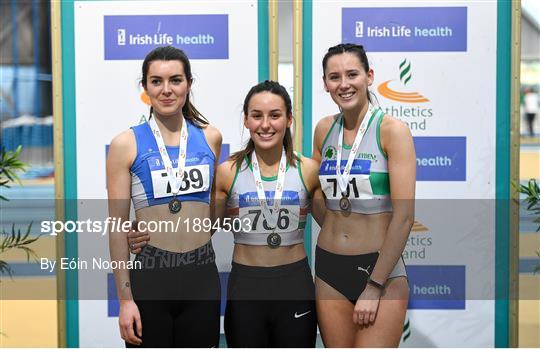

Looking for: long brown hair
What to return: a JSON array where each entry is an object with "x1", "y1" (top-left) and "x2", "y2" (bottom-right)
[
  {"x1": 230, "y1": 80, "x2": 299, "y2": 169},
  {"x1": 141, "y1": 46, "x2": 208, "y2": 127}
]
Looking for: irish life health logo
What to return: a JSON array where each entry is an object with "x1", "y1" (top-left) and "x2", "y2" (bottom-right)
[
  {"x1": 378, "y1": 59, "x2": 428, "y2": 104},
  {"x1": 104, "y1": 15, "x2": 229, "y2": 60},
  {"x1": 342, "y1": 7, "x2": 467, "y2": 52}
]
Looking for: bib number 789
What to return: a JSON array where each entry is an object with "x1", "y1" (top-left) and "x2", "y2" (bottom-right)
[{"x1": 151, "y1": 164, "x2": 210, "y2": 198}]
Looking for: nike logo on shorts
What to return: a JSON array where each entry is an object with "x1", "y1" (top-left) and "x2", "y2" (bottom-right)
[{"x1": 294, "y1": 310, "x2": 311, "y2": 319}]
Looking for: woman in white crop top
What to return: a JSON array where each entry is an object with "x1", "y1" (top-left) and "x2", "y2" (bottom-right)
[
  {"x1": 214, "y1": 80, "x2": 323, "y2": 347},
  {"x1": 312, "y1": 43, "x2": 416, "y2": 347}
]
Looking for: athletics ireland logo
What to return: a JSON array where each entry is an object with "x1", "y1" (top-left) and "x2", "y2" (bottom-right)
[{"x1": 378, "y1": 59, "x2": 429, "y2": 103}]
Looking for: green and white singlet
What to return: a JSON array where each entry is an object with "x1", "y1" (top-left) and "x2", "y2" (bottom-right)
[
  {"x1": 227, "y1": 155, "x2": 310, "y2": 246},
  {"x1": 319, "y1": 108, "x2": 392, "y2": 214}
]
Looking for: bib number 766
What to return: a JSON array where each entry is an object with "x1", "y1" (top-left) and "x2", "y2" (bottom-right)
[{"x1": 247, "y1": 208, "x2": 291, "y2": 231}]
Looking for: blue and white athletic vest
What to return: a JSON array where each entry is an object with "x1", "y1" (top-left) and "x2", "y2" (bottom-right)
[{"x1": 130, "y1": 120, "x2": 215, "y2": 211}]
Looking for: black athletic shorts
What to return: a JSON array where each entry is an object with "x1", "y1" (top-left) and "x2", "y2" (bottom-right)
[
  {"x1": 315, "y1": 245, "x2": 407, "y2": 304},
  {"x1": 224, "y1": 258, "x2": 317, "y2": 348}
]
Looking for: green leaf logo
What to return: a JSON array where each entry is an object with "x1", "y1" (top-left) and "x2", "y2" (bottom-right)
[
  {"x1": 399, "y1": 59, "x2": 412, "y2": 86},
  {"x1": 402, "y1": 317, "x2": 411, "y2": 342}
]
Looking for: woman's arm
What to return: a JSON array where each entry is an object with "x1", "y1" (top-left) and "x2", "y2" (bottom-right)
[
  {"x1": 311, "y1": 117, "x2": 335, "y2": 226},
  {"x1": 369, "y1": 117, "x2": 416, "y2": 285},
  {"x1": 299, "y1": 156, "x2": 325, "y2": 227},
  {"x1": 353, "y1": 116, "x2": 415, "y2": 325},
  {"x1": 203, "y1": 125, "x2": 223, "y2": 230},
  {"x1": 106, "y1": 130, "x2": 142, "y2": 345},
  {"x1": 312, "y1": 116, "x2": 331, "y2": 163},
  {"x1": 214, "y1": 160, "x2": 236, "y2": 223}
]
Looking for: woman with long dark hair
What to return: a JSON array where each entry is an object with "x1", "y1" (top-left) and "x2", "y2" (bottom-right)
[
  {"x1": 313, "y1": 43, "x2": 416, "y2": 347},
  {"x1": 107, "y1": 46, "x2": 222, "y2": 347},
  {"x1": 216, "y1": 80, "x2": 323, "y2": 347}
]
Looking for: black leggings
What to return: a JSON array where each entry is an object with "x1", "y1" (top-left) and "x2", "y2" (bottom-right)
[
  {"x1": 126, "y1": 243, "x2": 221, "y2": 348},
  {"x1": 127, "y1": 299, "x2": 220, "y2": 348},
  {"x1": 224, "y1": 258, "x2": 317, "y2": 348}
]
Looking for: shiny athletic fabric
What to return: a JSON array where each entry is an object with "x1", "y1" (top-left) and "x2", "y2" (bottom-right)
[
  {"x1": 315, "y1": 245, "x2": 407, "y2": 304},
  {"x1": 224, "y1": 258, "x2": 317, "y2": 348},
  {"x1": 126, "y1": 241, "x2": 220, "y2": 348},
  {"x1": 319, "y1": 108, "x2": 392, "y2": 214},
  {"x1": 130, "y1": 120, "x2": 215, "y2": 211},
  {"x1": 227, "y1": 154, "x2": 310, "y2": 246}
]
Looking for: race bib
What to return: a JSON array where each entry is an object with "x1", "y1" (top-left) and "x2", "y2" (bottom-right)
[
  {"x1": 238, "y1": 191, "x2": 301, "y2": 233},
  {"x1": 151, "y1": 164, "x2": 210, "y2": 198},
  {"x1": 319, "y1": 159, "x2": 374, "y2": 200}
]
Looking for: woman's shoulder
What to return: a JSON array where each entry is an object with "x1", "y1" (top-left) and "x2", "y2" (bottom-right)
[
  {"x1": 108, "y1": 129, "x2": 137, "y2": 165},
  {"x1": 379, "y1": 114, "x2": 411, "y2": 137},
  {"x1": 217, "y1": 158, "x2": 237, "y2": 174},
  {"x1": 216, "y1": 158, "x2": 239, "y2": 192},
  {"x1": 314, "y1": 114, "x2": 339, "y2": 144},
  {"x1": 201, "y1": 123, "x2": 221, "y2": 137},
  {"x1": 110, "y1": 128, "x2": 136, "y2": 149},
  {"x1": 296, "y1": 153, "x2": 320, "y2": 192},
  {"x1": 379, "y1": 114, "x2": 413, "y2": 153},
  {"x1": 297, "y1": 153, "x2": 318, "y2": 171},
  {"x1": 198, "y1": 123, "x2": 222, "y2": 159},
  {"x1": 201, "y1": 123, "x2": 222, "y2": 145},
  {"x1": 314, "y1": 115, "x2": 339, "y2": 133},
  {"x1": 297, "y1": 153, "x2": 320, "y2": 181}
]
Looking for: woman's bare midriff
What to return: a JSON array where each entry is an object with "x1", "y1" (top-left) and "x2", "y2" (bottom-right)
[
  {"x1": 317, "y1": 210, "x2": 392, "y2": 255},
  {"x1": 233, "y1": 243, "x2": 306, "y2": 267},
  {"x1": 135, "y1": 201, "x2": 212, "y2": 253}
]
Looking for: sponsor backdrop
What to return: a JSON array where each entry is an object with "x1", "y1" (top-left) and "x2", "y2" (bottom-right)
[
  {"x1": 59, "y1": 0, "x2": 511, "y2": 347},
  {"x1": 61, "y1": 0, "x2": 266, "y2": 346},
  {"x1": 307, "y1": 1, "x2": 500, "y2": 347}
]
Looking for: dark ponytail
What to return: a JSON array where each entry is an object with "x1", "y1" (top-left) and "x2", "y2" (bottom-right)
[{"x1": 230, "y1": 80, "x2": 299, "y2": 169}]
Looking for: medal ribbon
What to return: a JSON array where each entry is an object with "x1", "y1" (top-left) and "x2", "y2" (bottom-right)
[
  {"x1": 148, "y1": 116, "x2": 188, "y2": 196},
  {"x1": 336, "y1": 104, "x2": 379, "y2": 195},
  {"x1": 251, "y1": 149, "x2": 287, "y2": 230}
]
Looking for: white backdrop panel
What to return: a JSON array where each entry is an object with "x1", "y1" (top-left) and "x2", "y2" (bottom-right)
[
  {"x1": 74, "y1": 1, "x2": 258, "y2": 346},
  {"x1": 310, "y1": 1, "x2": 497, "y2": 346}
]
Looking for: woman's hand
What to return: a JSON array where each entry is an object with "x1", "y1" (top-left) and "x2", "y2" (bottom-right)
[
  {"x1": 119, "y1": 300, "x2": 142, "y2": 345},
  {"x1": 353, "y1": 284, "x2": 383, "y2": 326},
  {"x1": 127, "y1": 220, "x2": 150, "y2": 254}
]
